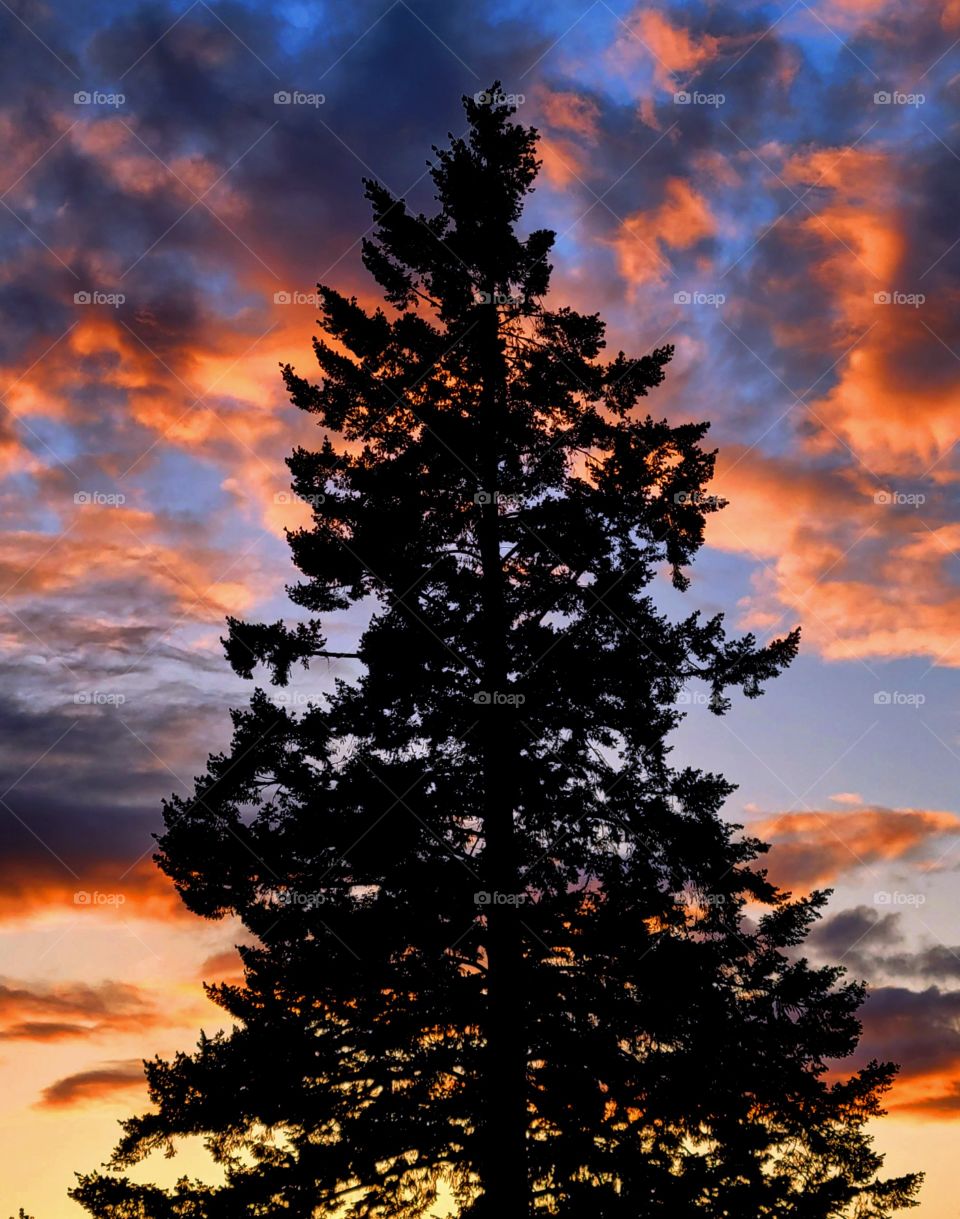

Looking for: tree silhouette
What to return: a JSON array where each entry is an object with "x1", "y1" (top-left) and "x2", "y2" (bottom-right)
[{"x1": 73, "y1": 87, "x2": 920, "y2": 1218}]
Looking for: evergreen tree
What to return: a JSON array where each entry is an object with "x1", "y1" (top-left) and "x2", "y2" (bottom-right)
[{"x1": 73, "y1": 88, "x2": 921, "y2": 1219}]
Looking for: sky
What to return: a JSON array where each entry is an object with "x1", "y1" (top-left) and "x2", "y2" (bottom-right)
[{"x1": 1, "y1": 0, "x2": 959, "y2": 1213}]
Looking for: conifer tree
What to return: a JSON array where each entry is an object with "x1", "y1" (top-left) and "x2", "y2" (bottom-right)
[{"x1": 73, "y1": 87, "x2": 921, "y2": 1219}]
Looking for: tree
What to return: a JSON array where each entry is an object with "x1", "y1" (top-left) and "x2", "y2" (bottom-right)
[{"x1": 72, "y1": 87, "x2": 921, "y2": 1219}]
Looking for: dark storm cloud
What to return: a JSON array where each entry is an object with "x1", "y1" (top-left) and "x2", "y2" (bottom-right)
[
  {"x1": 0, "y1": 0, "x2": 552, "y2": 300},
  {"x1": 807, "y1": 903, "x2": 905, "y2": 973},
  {"x1": 810, "y1": 905, "x2": 960, "y2": 983},
  {"x1": 857, "y1": 984, "x2": 960, "y2": 1092},
  {"x1": 0, "y1": 677, "x2": 235, "y2": 918},
  {"x1": 879, "y1": 945, "x2": 960, "y2": 983}
]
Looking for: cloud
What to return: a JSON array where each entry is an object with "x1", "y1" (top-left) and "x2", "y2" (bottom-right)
[
  {"x1": 876, "y1": 945, "x2": 960, "y2": 983},
  {"x1": 0, "y1": 979, "x2": 160, "y2": 1041},
  {"x1": 0, "y1": 686, "x2": 235, "y2": 925},
  {"x1": 36, "y1": 1060, "x2": 146, "y2": 1109},
  {"x1": 610, "y1": 177, "x2": 717, "y2": 290},
  {"x1": 197, "y1": 947, "x2": 247, "y2": 983},
  {"x1": 751, "y1": 806, "x2": 960, "y2": 890},
  {"x1": 537, "y1": 88, "x2": 601, "y2": 140},
  {"x1": 707, "y1": 448, "x2": 960, "y2": 665},
  {"x1": 610, "y1": 7, "x2": 721, "y2": 91},
  {"x1": 780, "y1": 143, "x2": 960, "y2": 474},
  {"x1": 808, "y1": 907, "x2": 960, "y2": 983},
  {"x1": 806, "y1": 903, "x2": 905, "y2": 973},
  {"x1": 855, "y1": 986, "x2": 960, "y2": 1116}
]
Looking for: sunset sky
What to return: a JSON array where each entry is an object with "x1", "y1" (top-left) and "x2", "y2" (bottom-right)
[{"x1": 2, "y1": 0, "x2": 960, "y2": 1213}]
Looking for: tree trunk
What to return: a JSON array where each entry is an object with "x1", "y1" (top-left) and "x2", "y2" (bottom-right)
[{"x1": 476, "y1": 295, "x2": 528, "y2": 1216}]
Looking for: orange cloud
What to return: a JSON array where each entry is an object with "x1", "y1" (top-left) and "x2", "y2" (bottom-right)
[
  {"x1": 751, "y1": 807, "x2": 960, "y2": 890},
  {"x1": 532, "y1": 90, "x2": 601, "y2": 188},
  {"x1": 67, "y1": 117, "x2": 246, "y2": 219},
  {"x1": 198, "y1": 948, "x2": 246, "y2": 985},
  {"x1": 538, "y1": 90, "x2": 601, "y2": 139},
  {"x1": 0, "y1": 509, "x2": 258, "y2": 619},
  {"x1": 707, "y1": 447, "x2": 960, "y2": 665},
  {"x1": 614, "y1": 8, "x2": 720, "y2": 89},
  {"x1": 0, "y1": 857, "x2": 188, "y2": 925},
  {"x1": 538, "y1": 136, "x2": 592, "y2": 189},
  {"x1": 0, "y1": 283, "x2": 334, "y2": 552},
  {"x1": 770, "y1": 145, "x2": 960, "y2": 473},
  {"x1": 0, "y1": 979, "x2": 160, "y2": 1042},
  {"x1": 855, "y1": 986, "x2": 960, "y2": 1118},
  {"x1": 36, "y1": 1059, "x2": 146, "y2": 1109},
  {"x1": 611, "y1": 177, "x2": 716, "y2": 289}
]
